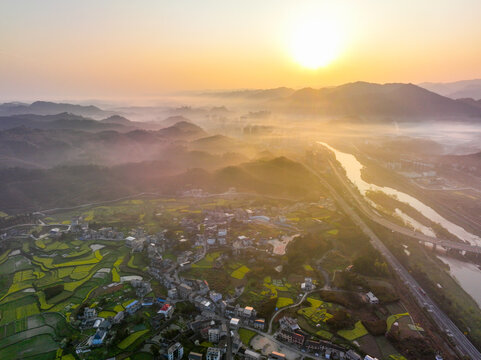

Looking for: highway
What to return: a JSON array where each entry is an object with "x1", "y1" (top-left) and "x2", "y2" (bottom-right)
[
  {"x1": 309, "y1": 161, "x2": 481, "y2": 359},
  {"x1": 325, "y1": 157, "x2": 481, "y2": 254}
]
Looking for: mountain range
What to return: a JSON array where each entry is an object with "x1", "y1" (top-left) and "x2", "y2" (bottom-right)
[
  {"x1": 204, "y1": 82, "x2": 481, "y2": 121},
  {"x1": 4, "y1": 81, "x2": 481, "y2": 126},
  {"x1": 0, "y1": 112, "x2": 166, "y2": 132},
  {"x1": 0, "y1": 101, "x2": 113, "y2": 119},
  {"x1": 0, "y1": 121, "x2": 217, "y2": 168},
  {"x1": 419, "y1": 79, "x2": 481, "y2": 100}
]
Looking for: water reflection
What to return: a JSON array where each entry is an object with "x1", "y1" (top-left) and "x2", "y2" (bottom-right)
[
  {"x1": 438, "y1": 255, "x2": 481, "y2": 308},
  {"x1": 318, "y1": 142, "x2": 481, "y2": 246}
]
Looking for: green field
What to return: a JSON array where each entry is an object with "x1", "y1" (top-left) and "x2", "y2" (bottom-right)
[
  {"x1": 276, "y1": 297, "x2": 294, "y2": 308},
  {"x1": 337, "y1": 321, "x2": 368, "y2": 341},
  {"x1": 0, "y1": 313, "x2": 70, "y2": 359},
  {"x1": 118, "y1": 329, "x2": 149, "y2": 350},
  {"x1": 231, "y1": 265, "x2": 250, "y2": 279},
  {"x1": 238, "y1": 328, "x2": 256, "y2": 345},
  {"x1": 386, "y1": 313, "x2": 409, "y2": 331},
  {"x1": 192, "y1": 252, "x2": 221, "y2": 269},
  {"x1": 297, "y1": 297, "x2": 334, "y2": 323}
]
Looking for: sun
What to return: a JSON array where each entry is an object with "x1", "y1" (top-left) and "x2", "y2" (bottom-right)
[{"x1": 290, "y1": 18, "x2": 343, "y2": 69}]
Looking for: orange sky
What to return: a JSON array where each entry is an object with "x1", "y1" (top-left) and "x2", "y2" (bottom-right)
[{"x1": 1, "y1": 0, "x2": 481, "y2": 101}]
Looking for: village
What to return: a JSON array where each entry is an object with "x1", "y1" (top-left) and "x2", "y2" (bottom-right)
[
  {"x1": 52, "y1": 196, "x2": 382, "y2": 360},
  {"x1": 0, "y1": 195, "x2": 434, "y2": 360}
]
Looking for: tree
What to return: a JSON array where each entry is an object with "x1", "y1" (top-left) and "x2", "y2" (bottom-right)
[
  {"x1": 151, "y1": 344, "x2": 161, "y2": 359},
  {"x1": 44, "y1": 284, "x2": 64, "y2": 301},
  {"x1": 326, "y1": 310, "x2": 354, "y2": 332}
]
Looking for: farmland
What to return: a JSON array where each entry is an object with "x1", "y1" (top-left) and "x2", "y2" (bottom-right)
[
  {"x1": 0, "y1": 230, "x2": 144, "y2": 359},
  {"x1": 117, "y1": 329, "x2": 150, "y2": 350},
  {"x1": 238, "y1": 328, "x2": 256, "y2": 345},
  {"x1": 337, "y1": 321, "x2": 368, "y2": 341},
  {"x1": 231, "y1": 265, "x2": 250, "y2": 279}
]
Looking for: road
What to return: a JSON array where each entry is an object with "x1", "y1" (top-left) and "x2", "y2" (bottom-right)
[
  {"x1": 311, "y1": 162, "x2": 481, "y2": 359},
  {"x1": 268, "y1": 290, "x2": 315, "y2": 334}
]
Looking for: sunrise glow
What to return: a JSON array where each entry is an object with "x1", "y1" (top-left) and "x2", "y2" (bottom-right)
[{"x1": 290, "y1": 18, "x2": 343, "y2": 69}]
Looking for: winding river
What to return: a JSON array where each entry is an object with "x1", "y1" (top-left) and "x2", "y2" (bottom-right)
[{"x1": 318, "y1": 142, "x2": 481, "y2": 246}]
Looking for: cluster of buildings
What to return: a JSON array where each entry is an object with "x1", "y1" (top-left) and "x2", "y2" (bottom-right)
[
  {"x1": 275, "y1": 317, "x2": 368, "y2": 360},
  {"x1": 76, "y1": 290, "x2": 175, "y2": 354}
]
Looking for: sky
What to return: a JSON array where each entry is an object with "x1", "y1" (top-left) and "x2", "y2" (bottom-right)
[{"x1": 1, "y1": 0, "x2": 481, "y2": 101}]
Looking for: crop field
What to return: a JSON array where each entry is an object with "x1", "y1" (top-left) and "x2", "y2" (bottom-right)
[
  {"x1": 0, "y1": 312, "x2": 69, "y2": 359},
  {"x1": 297, "y1": 297, "x2": 335, "y2": 324},
  {"x1": 0, "y1": 234, "x2": 133, "y2": 336},
  {"x1": 276, "y1": 297, "x2": 294, "y2": 308},
  {"x1": 112, "y1": 255, "x2": 124, "y2": 282},
  {"x1": 0, "y1": 201, "x2": 220, "y2": 356},
  {"x1": 337, "y1": 321, "x2": 368, "y2": 341},
  {"x1": 192, "y1": 251, "x2": 221, "y2": 269},
  {"x1": 231, "y1": 265, "x2": 250, "y2": 279},
  {"x1": 316, "y1": 329, "x2": 334, "y2": 340},
  {"x1": 117, "y1": 329, "x2": 149, "y2": 349},
  {"x1": 15, "y1": 303, "x2": 40, "y2": 321},
  {"x1": 0, "y1": 256, "x2": 32, "y2": 274},
  {"x1": 0, "y1": 333, "x2": 57, "y2": 359},
  {"x1": 386, "y1": 313, "x2": 409, "y2": 331},
  {"x1": 238, "y1": 328, "x2": 256, "y2": 345},
  {"x1": 0, "y1": 250, "x2": 11, "y2": 265},
  {"x1": 261, "y1": 277, "x2": 294, "y2": 298},
  {"x1": 33, "y1": 250, "x2": 103, "y2": 271},
  {"x1": 99, "y1": 310, "x2": 116, "y2": 318}
]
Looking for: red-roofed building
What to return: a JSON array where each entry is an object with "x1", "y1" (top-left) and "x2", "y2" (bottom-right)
[{"x1": 157, "y1": 303, "x2": 174, "y2": 319}]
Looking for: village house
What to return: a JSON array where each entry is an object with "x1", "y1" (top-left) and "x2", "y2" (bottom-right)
[
  {"x1": 157, "y1": 303, "x2": 175, "y2": 319},
  {"x1": 178, "y1": 283, "x2": 193, "y2": 299},
  {"x1": 278, "y1": 329, "x2": 305, "y2": 346},
  {"x1": 206, "y1": 347, "x2": 222, "y2": 360},
  {"x1": 366, "y1": 291, "x2": 379, "y2": 305},
  {"x1": 168, "y1": 342, "x2": 184, "y2": 360},
  {"x1": 125, "y1": 300, "x2": 142, "y2": 315},
  {"x1": 208, "y1": 328, "x2": 220, "y2": 343}
]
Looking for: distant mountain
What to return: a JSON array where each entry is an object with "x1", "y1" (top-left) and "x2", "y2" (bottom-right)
[
  {"x1": 0, "y1": 113, "x2": 129, "y2": 132},
  {"x1": 271, "y1": 82, "x2": 481, "y2": 120},
  {"x1": 190, "y1": 134, "x2": 238, "y2": 151},
  {"x1": 419, "y1": 79, "x2": 481, "y2": 100},
  {"x1": 205, "y1": 87, "x2": 295, "y2": 101},
  {"x1": 0, "y1": 121, "x2": 238, "y2": 169},
  {"x1": 0, "y1": 101, "x2": 112, "y2": 118},
  {"x1": 158, "y1": 121, "x2": 207, "y2": 139},
  {"x1": 160, "y1": 115, "x2": 192, "y2": 127},
  {"x1": 0, "y1": 156, "x2": 319, "y2": 213},
  {"x1": 100, "y1": 115, "x2": 132, "y2": 125},
  {"x1": 0, "y1": 112, "x2": 166, "y2": 132},
  {"x1": 457, "y1": 98, "x2": 481, "y2": 109}
]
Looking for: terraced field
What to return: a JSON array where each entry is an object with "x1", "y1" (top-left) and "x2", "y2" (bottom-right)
[
  {"x1": 0, "y1": 313, "x2": 71, "y2": 359},
  {"x1": 0, "y1": 235, "x2": 137, "y2": 359}
]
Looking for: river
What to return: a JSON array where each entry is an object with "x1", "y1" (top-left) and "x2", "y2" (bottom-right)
[
  {"x1": 318, "y1": 142, "x2": 481, "y2": 246},
  {"x1": 438, "y1": 255, "x2": 481, "y2": 308}
]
